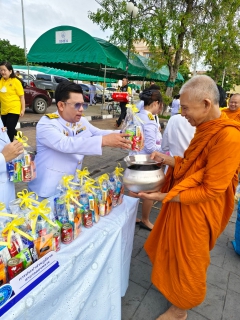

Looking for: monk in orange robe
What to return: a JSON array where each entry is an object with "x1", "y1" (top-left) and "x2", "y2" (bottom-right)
[
  {"x1": 136, "y1": 75, "x2": 240, "y2": 320},
  {"x1": 222, "y1": 93, "x2": 240, "y2": 122}
]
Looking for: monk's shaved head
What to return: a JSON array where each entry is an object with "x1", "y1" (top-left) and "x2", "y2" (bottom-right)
[{"x1": 180, "y1": 75, "x2": 220, "y2": 106}]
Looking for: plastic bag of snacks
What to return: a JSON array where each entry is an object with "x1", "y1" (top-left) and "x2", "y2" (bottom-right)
[
  {"x1": 54, "y1": 185, "x2": 83, "y2": 240},
  {"x1": 80, "y1": 178, "x2": 102, "y2": 226},
  {"x1": 0, "y1": 215, "x2": 37, "y2": 282},
  {"x1": 121, "y1": 104, "x2": 144, "y2": 152},
  {"x1": 110, "y1": 164, "x2": 125, "y2": 206},
  {"x1": 6, "y1": 131, "x2": 37, "y2": 183},
  {"x1": 95, "y1": 174, "x2": 113, "y2": 217}
]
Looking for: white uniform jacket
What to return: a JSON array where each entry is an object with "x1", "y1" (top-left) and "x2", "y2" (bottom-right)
[
  {"x1": 161, "y1": 114, "x2": 196, "y2": 157},
  {"x1": 0, "y1": 119, "x2": 15, "y2": 208},
  {"x1": 29, "y1": 112, "x2": 113, "y2": 198},
  {"x1": 129, "y1": 109, "x2": 162, "y2": 156}
]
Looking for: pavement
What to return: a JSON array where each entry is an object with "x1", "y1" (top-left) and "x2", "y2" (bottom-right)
[{"x1": 15, "y1": 105, "x2": 240, "y2": 320}]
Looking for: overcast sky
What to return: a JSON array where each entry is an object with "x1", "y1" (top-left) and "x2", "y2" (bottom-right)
[{"x1": 1, "y1": 0, "x2": 111, "y2": 52}]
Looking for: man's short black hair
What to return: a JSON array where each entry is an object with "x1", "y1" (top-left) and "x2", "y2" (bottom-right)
[{"x1": 55, "y1": 81, "x2": 83, "y2": 104}]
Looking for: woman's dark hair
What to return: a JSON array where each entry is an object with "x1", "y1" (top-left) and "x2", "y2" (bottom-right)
[
  {"x1": 55, "y1": 81, "x2": 83, "y2": 104},
  {"x1": 0, "y1": 61, "x2": 15, "y2": 78},
  {"x1": 139, "y1": 88, "x2": 162, "y2": 106}
]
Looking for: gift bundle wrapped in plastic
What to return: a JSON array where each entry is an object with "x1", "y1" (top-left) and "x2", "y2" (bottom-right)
[
  {"x1": 54, "y1": 176, "x2": 83, "y2": 242},
  {"x1": 0, "y1": 190, "x2": 60, "y2": 284},
  {"x1": 0, "y1": 200, "x2": 40, "y2": 284},
  {"x1": 6, "y1": 131, "x2": 37, "y2": 183},
  {"x1": 121, "y1": 104, "x2": 144, "y2": 152},
  {"x1": 53, "y1": 165, "x2": 125, "y2": 235}
]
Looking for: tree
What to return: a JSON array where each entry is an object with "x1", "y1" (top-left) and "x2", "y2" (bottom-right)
[
  {"x1": 195, "y1": 0, "x2": 240, "y2": 89},
  {"x1": 0, "y1": 39, "x2": 26, "y2": 65},
  {"x1": 89, "y1": 0, "x2": 240, "y2": 97}
]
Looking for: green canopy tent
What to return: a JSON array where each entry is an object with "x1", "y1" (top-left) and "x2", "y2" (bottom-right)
[
  {"x1": 136, "y1": 55, "x2": 184, "y2": 83},
  {"x1": 27, "y1": 26, "x2": 145, "y2": 80},
  {"x1": 13, "y1": 65, "x2": 117, "y2": 83}
]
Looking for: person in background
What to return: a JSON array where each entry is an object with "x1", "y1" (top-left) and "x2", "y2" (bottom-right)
[
  {"x1": 15, "y1": 71, "x2": 23, "y2": 79},
  {"x1": 89, "y1": 81, "x2": 96, "y2": 106},
  {"x1": 29, "y1": 81, "x2": 131, "y2": 198},
  {"x1": 130, "y1": 88, "x2": 163, "y2": 231},
  {"x1": 115, "y1": 77, "x2": 131, "y2": 127},
  {"x1": 0, "y1": 118, "x2": 24, "y2": 208},
  {"x1": 222, "y1": 93, "x2": 240, "y2": 122},
  {"x1": 171, "y1": 94, "x2": 180, "y2": 116},
  {"x1": 137, "y1": 84, "x2": 162, "y2": 132},
  {"x1": 161, "y1": 114, "x2": 196, "y2": 158},
  {"x1": 0, "y1": 61, "x2": 25, "y2": 142},
  {"x1": 134, "y1": 75, "x2": 240, "y2": 319}
]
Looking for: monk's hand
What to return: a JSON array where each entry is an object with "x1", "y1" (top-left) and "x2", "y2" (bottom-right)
[
  {"x1": 1, "y1": 140, "x2": 24, "y2": 162},
  {"x1": 102, "y1": 133, "x2": 132, "y2": 149},
  {"x1": 138, "y1": 191, "x2": 167, "y2": 202},
  {"x1": 150, "y1": 151, "x2": 175, "y2": 168}
]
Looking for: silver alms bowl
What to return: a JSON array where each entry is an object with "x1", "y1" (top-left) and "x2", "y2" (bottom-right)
[
  {"x1": 123, "y1": 155, "x2": 165, "y2": 193},
  {"x1": 124, "y1": 154, "x2": 160, "y2": 167}
]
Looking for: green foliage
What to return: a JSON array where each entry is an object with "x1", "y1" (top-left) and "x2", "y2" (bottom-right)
[
  {"x1": 89, "y1": 0, "x2": 240, "y2": 97},
  {"x1": 158, "y1": 114, "x2": 171, "y2": 120},
  {"x1": 0, "y1": 39, "x2": 26, "y2": 65}
]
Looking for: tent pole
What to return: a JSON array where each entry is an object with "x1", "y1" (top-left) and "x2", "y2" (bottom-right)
[{"x1": 101, "y1": 65, "x2": 107, "y2": 116}]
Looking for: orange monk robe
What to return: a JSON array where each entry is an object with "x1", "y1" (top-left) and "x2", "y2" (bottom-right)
[
  {"x1": 222, "y1": 107, "x2": 240, "y2": 122},
  {"x1": 144, "y1": 113, "x2": 240, "y2": 310}
]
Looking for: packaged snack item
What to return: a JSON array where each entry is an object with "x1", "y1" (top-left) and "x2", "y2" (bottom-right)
[
  {"x1": 7, "y1": 257, "x2": 24, "y2": 279},
  {"x1": 15, "y1": 248, "x2": 32, "y2": 268},
  {"x1": 34, "y1": 234, "x2": 53, "y2": 258},
  {"x1": 0, "y1": 258, "x2": 7, "y2": 286}
]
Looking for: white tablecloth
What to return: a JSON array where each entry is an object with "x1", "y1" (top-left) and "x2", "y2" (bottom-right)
[{"x1": 2, "y1": 196, "x2": 139, "y2": 320}]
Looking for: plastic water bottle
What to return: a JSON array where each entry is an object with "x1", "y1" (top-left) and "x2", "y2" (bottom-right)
[{"x1": 108, "y1": 177, "x2": 116, "y2": 197}]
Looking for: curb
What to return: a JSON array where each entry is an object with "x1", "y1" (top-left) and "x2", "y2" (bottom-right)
[{"x1": 16, "y1": 114, "x2": 118, "y2": 128}]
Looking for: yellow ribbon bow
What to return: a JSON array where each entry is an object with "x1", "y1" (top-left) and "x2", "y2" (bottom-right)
[
  {"x1": 64, "y1": 188, "x2": 82, "y2": 211},
  {"x1": 76, "y1": 167, "x2": 91, "y2": 185},
  {"x1": 61, "y1": 175, "x2": 75, "y2": 189},
  {"x1": 17, "y1": 189, "x2": 39, "y2": 209},
  {"x1": 28, "y1": 199, "x2": 57, "y2": 235},
  {"x1": 1, "y1": 217, "x2": 34, "y2": 248},
  {"x1": 15, "y1": 131, "x2": 29, "y2": 147},
  {"x1": 114, "y1": 163, "x2": 124, "y2": 177},
  {"x1": 126, "y1": 104, "x2": 144, "y2": 124},
  {"x1": 126, "y1": 103, "x2": 139, "y2": 113},
  {"x1": 97, "y1": 173, "x2": 109, "y2": 189},
  {"x1": 83, "y1": 180, "x2": 99, "y2": 195}
]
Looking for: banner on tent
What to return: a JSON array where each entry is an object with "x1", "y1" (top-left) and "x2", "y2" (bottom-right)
[{"x1": 55, "y1": 30, "x2": 72, "y2": 44}]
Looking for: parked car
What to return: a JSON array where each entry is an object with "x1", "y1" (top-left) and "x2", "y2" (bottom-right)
[
  {"x1": 22, "y1": 73, "x2": 69, "y2": 98},
  {"x1": 18, "y1": 72, "x2": 35, "y2": 86},
  {"x1": 23, "y1": 82, "x2": 52, "y2": 114},
  {"x1": 93, "y1": 84, "x2": 113, "y2": 102}
]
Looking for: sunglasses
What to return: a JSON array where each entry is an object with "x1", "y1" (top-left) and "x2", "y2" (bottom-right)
[{"x1": 64, "y1": 102, "x2": 88, "y2": 111}]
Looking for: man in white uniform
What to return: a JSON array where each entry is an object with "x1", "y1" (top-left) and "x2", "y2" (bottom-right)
[
  {"x1": 29, "y1": 81, "x2": 131, "y2": 198},
  {"x1": 171, "y1": 94, "x2": 180, "y2": 116},
  {"x1": 0, "y1": 118, "x2": 24, "y2": 208},
  {"x1": 161, "y1": 114, "x2": 195, "y2": 157}
]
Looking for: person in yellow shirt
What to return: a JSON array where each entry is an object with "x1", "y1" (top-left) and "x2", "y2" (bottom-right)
[{"x1": 0, "y1": 61, "x2": 25, "y2": 141}]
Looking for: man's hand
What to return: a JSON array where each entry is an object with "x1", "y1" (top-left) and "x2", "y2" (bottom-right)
[
  {"x1": 128, "y1": 190, "x2": 167, "y2": 202},
  {"x1": 1, "y1": 141, "x2": 24, "y2": 162},
  {"x1": 102, "y1": 133, "x2": 132, "y2": 149},
  {"x1": 150, "y1": 151, "x2": 175, "y2": 168}
]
